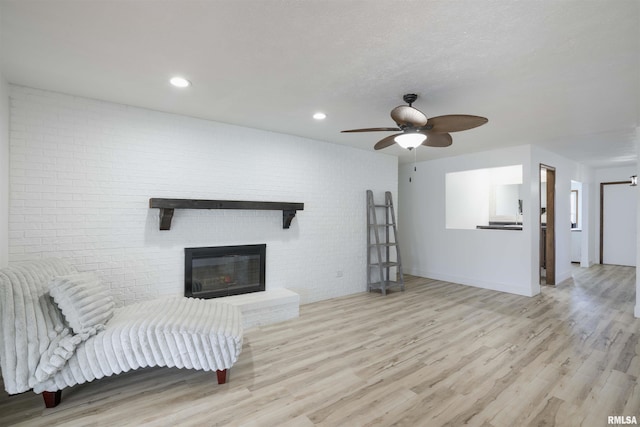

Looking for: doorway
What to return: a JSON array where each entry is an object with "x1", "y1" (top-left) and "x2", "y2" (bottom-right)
[
  {"x1": 570, "y1": 181, "x2": 583, "y2": 264},
  {"x1": 540, "y1": 165, "x2": 556, "y2": 285},
  {"x1": 600, "y1": 180, "x2": 637, "y2": 266}
]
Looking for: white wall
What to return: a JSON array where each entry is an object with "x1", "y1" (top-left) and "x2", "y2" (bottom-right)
[
  {"x1": 0, "y1": 69, "x2": 8, "y2": 268},
  {"x1": 399, "y1": 145, "x2": 536, "y2": 296},
  {"x1": 593, "y1": 164, "x2": 637, "y2": 265},
  {"x1": 399, "y1": 144, "x2": 588, "y2": 297},
  {"x1": 0, "y1": 2, "x2": 9, "y2": 267},
  {"x1": 8, "y1": 85, "x2": 398, "y2": 305},
  {"x1": 636, "y1": 127, "x2": 640, "y2": 318}
]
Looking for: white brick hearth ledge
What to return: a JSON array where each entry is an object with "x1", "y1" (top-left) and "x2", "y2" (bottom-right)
[{"x1": 216, "y1": 289, "x2": 300, "y2": 329}]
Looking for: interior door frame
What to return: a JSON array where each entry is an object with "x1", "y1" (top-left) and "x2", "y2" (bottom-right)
[
  {"x1": 540, "y1": 164, "x2": 556, "y2": 285},
  {"x1": 599, "y1": 180, "x2": 634, "y2": 264}
]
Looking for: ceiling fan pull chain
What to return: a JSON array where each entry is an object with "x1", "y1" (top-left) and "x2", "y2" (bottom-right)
[{"x1": 409, "y1": 146, "x2": 417, "y2": 183}]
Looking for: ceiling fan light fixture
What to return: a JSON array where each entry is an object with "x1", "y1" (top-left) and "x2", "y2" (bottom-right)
[{"x1": 395, "y1": 133, "x2": 426, "y2": 149}]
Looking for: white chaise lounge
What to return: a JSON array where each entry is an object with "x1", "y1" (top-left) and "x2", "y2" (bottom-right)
[{"x1": 0, "y1": 258, "x2": 243, "y2": 408}]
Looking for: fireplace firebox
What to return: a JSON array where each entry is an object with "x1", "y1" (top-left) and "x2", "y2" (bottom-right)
[{"x1": 185, "y1": 244, "x2": 266, "y2": 299}]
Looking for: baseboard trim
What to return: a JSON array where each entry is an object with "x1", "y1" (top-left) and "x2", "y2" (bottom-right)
[{"x1": 405, "y1": 268, "x2": 536, "y2": 297}]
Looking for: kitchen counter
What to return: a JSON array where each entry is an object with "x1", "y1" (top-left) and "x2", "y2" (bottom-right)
[{"x1": 476, "y1": 224, "x2": 523, "y2": 230}]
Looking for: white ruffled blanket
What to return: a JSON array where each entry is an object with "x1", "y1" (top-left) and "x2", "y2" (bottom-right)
[
  {"x1": 33, "y1": 297, "x2": 243, "y2": 393},
  {"x1": 0, "y1": 259, "x2": 243, "y2": 395}
]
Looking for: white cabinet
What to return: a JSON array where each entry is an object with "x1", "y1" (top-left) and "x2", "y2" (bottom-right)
[{"x1": 571, "y1": 229, "x2": 582, "y2": 263}]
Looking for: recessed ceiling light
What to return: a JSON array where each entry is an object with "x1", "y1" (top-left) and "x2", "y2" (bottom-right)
[
  {"x1": 313, "y1": 112, "x2": 327, "y2": 120},
  {"x1": 170, "y1": 76, "x2": 191, "y2": 88}
]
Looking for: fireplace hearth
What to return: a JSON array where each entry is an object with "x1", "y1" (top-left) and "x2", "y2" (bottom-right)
[{"x1": 185, "y1": 244, "x2": 266, "y2": 299}]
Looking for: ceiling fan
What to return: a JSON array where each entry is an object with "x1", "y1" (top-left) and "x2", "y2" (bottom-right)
[{"x1": 341, "y1": 94, "x2": 488, "y2": 150}]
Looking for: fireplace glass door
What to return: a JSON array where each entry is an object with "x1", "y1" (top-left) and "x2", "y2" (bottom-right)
[{"x1": 185, "y1": 244, "x2": 266, "y2": 299}]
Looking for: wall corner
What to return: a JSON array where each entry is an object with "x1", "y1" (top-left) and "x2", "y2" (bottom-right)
[{"x1": 0, "y1": 78, "x2": 9, "y2": 268}]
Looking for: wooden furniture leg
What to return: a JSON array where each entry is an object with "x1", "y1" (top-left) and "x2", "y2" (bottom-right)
[
  {"x1": 216, "y1": 369, "x2": 227, "y2": 384},
  {"x1": 42, "y1": 390, "x2": 62, "y2": 408}
]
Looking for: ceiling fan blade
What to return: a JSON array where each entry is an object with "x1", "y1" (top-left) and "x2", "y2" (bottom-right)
[
  {"x1": 341, "y1": 127, "x2": 400, "y2": 133},
  {"x1": 390, "y1": 105, "x2": 428, "y2": 127},
  {"x1": 426, "y1": 115, "x2": 488, "y2": 133},
  {"x1": 374, "y1": 133, "x2": 403, "y2": 150},
  {"x1": 422, "y1": 132, "x2": 453, "y2": 147}
]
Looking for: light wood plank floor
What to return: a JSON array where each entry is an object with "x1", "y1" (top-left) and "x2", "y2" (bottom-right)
[{"x1": 1, "y1": 265, "x2": 639, "y2": 426}]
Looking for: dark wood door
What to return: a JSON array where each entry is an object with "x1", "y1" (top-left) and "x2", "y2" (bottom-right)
[{"x1": 540, "y1": 164, "x2": 556, "y2": 285}]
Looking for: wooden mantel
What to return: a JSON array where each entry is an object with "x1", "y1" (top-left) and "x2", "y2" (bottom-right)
[{"x1": 149, "y1": 198, "x2": 304, "y2": 230}]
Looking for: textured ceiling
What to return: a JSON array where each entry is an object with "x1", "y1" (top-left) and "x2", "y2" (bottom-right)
[{"x1": 1, "y1": 0, "x2": 638, "y2": 167}]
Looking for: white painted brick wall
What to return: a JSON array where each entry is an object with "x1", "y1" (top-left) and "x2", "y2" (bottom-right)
[
  {"x1": 0, "y1": 75, "x2": 8, "y2": 267},
  {"x1": 9, "y1": 85, "x2": 398, "y2": 305}
]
